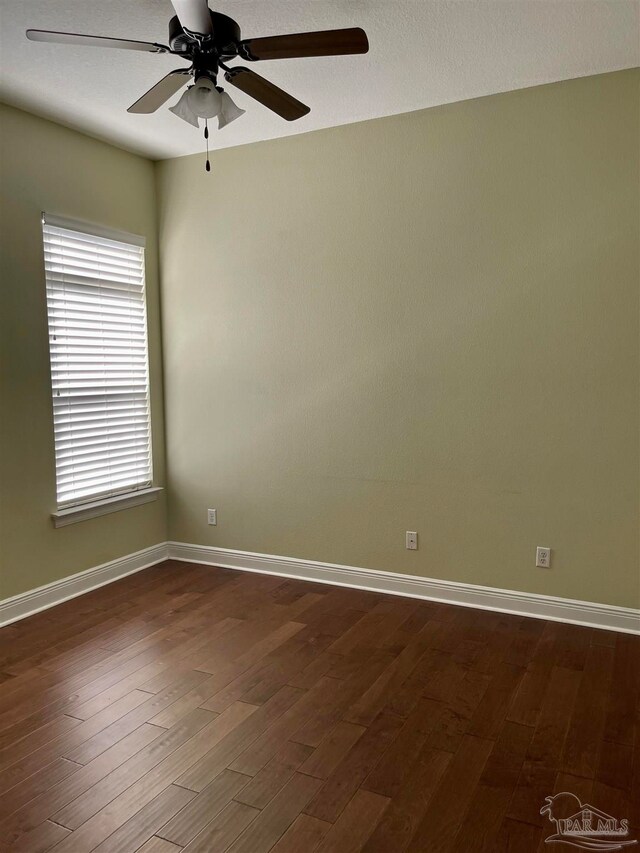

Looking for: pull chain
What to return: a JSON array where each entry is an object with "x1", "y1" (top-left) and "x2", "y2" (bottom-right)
[{"x1": 204, "y1": 120, "x2": 210, "y2": 172}]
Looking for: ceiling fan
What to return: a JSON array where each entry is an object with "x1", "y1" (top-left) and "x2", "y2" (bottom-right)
[{"x1": 25, "y1": 0, "x2": 369, "y2": 136}]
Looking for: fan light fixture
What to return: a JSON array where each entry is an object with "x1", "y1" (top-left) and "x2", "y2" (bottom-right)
[
  {"x1": 169, "y1": 76, "x2": 245, "y2": 129},
  {"x1": 187, "y1": 76, "x2": 221, "y2": 118},
  {"x1": 25, "y1": 0, "x2": 369, "y2": 173}
]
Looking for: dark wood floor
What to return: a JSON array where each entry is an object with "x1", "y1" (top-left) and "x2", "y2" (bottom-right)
[{"x1": 0, "y1": 561, "x2": 638, "y2": 853}]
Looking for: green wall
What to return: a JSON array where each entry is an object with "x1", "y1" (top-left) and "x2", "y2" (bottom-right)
[
  {"x1": 0, "y1": 104, "x2": 168, "y2": 599},
  {"x1": 1, "y1": 71, "x2": 638, "y2": 610},
  {"x1": 156, "y1": 70, "x2": 640, "y2": 608}
]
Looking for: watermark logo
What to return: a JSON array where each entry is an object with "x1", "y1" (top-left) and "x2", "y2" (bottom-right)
[{"x1": 541, "y1": 792, "x2": 637, "y2": 850}]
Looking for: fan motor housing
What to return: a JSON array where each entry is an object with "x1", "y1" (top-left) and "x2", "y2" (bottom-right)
[{"x1": 168, "y1": 10, "x2": 241, "y2": 57}]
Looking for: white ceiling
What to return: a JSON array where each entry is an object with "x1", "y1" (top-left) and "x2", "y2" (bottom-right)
[{"x1": 1, "y1": 1, "x2": 638, "y2": 160}]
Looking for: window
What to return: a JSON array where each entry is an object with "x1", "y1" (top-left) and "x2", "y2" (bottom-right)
[{"x1": 42, "y1": 214, "x2": 152, "y2": 510}]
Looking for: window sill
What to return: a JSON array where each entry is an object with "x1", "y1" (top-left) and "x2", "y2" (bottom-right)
[{"x1": 51, "y1": 487, "x2": 163, "y2": 528}]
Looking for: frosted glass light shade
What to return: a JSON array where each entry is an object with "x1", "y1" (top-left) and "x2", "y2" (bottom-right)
[
  {"x1": 218, "y1": 91, "x2": 245, "y2": 129},
  {"x1": 187, "y1": 77, "x2": 222, "y2": 119},
  {"x1": 169, "y1": 82, "x2": 245, "y2": 130},
  {"x1": 169, "y1": 89, "x2": 200, "y2": 127}
]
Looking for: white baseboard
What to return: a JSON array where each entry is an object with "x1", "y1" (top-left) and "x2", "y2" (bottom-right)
[
  {"x1": 0, "y1": 543, "x2": 169, "y2": 627},
  {"x1": 2, "y1": 541, "x2": 638, "y2": 635},
  {"x1": 168, "y1": 542, "x2": 640, "y2": 635}
]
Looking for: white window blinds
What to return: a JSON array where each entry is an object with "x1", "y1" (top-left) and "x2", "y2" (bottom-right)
[{"x1": 42, "y1": 214, "x2": 152, "y2": 509}]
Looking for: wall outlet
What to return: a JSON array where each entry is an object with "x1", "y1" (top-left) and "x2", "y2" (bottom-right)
[
  {"x1": 406, "y1": 531, "x2": 418, "y2": 550},
  {"x1": 536, "y1": 546, "x2": 551, "y2": 568},
  {"x1": 207, "y1": 508, "x2": 217, "y2": 526}
]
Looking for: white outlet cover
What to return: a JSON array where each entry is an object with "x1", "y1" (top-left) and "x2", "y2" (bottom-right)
[
  {"x1": 406, "y1": 531, "x2": 418, "y2": 550},
  {"x1": 536, "y1": 546, "x2": 551, "y2": 568},
  {"x1": 207, "y1": 509, "x2": 217, "y2": 526}
]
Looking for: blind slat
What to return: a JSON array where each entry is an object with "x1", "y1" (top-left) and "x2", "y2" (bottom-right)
[
  {"x1": 56, "y1": 451, "x2": 151, "y2": 476},
  {"x1": 43, "y1": 217, "x2": 152, "y2": 509},
  {"x1": 54, "y1": 428, "x2": 149, "y2": 441},
  {"x1": 56, "y1": 436, "x2": 151, "y2": 456}
]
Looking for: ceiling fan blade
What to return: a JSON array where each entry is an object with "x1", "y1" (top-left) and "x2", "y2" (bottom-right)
[
  {"x1": 239, "y1": 27, "x2": 369, "y2": 61},
  {"x1": 224, "y1": 67, "x2": 310, "y2": 121},
  {"x1": 26, "y1": 30, "x2": 168, "y2": 52},
  {"x1": 170, "y1": 0, "x2": 213, "y2": 35},
  {"x1": 127, "y1": 70, "x2": 192, "y2": 114}
]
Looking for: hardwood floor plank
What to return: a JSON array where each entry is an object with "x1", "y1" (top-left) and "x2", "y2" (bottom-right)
[
  {"x1": 304, "y1": 711, "x2": 404, "y2": 823},
  {"x1": 135, "y1": 836, "x2": 183, "y2": 853},
  {"x1": 7, "y1": 623, "x2": 124, "y2": 678},
  {"x1": 630, "y1": 731, "x2": 640, "y2": 843},
  {"x1": 426, "y1": 669, "x2": 489, "y2": 754},
  {"x1": 342, "y1": 628, "x2": 433, "y2": 727},
  {"x1": 228, "y1": 676, "x2": 343, "y2": 776},
  {"x1": 53, "y1": 704, "x2": 248, "y2": 831},
  {"x1": 416, "y1": 648, "x2": 466, "y2": 704},
  {"x1": 589, "y1": 780, "x2": 635, "y2": 851},
  {"x1": 287, "y1": 649, "x2": 346, "y2": 691},
  {"x1": 466, "y1": 662, "x2": 524, "y2": 739},
  {"x1": 225, "y1": 626, "x2": 329, "y2": 695},
  {"x1": 589, "y1": 628, "x2": 619, "y2": 648},
  {"x1": 315, "y1": 789, "x2": 390, "y2": 853},
  {"x1": 494, "y1": 817, "x2": 542, "y2": 852},
  {"x1": 468, "y1": 613, "x2": 524, "y2": 674},
  {"x1": 91, "y1": 783, "x2": 194, "y2": 853},
  {"x1": 560, "y1": 642, "x2": 614, "y2": 778},
  {"x1": 0, "y1": 689, "x2": 154, "y2": 792},
  {"x1": 175, "y1": 685, "x2": 304, "y2": 793},
  {"x1": 0, "y1": 584, "x2": 211, "y2": 718},
  {"x1": 296, "y1": 589, "x2": 369, "y2": 630},
  {"x1": 361, "y1": 746, "x2": 451, "y2": 853},
  {"x1": 0, "y1": 713, "x2": 80, "y2": 773},
  {"x1": 6, "y1": 819, "x2": 70, "y2": 853},
  {"x1": 301, "y1": 607, "x2": 367, "y2": 641},
  {"x1": 362, "y1": 697, "x2": 444, "y2": 798},
  {"x1": 161, "y1": 621, "x2": 310, "y2": 723},
  {"x1": 193, "y1": 619, "x2": 306, "y2": 677},
  {"x1": 326, "y1": 601, "x2": 408, "y2": 657},
  {"x1": 233, "y1": 630, "x2": 336, "y2": 709},
  {"x1": 450, "y1": 721, "x2": 533, "y2": 851},
  {"x1": 158, "y1": 771, "x2": 250, "y2": 846},
  {"x1": 506, "y1": 665, "x2": 582, "y2": 827},
  {"x1": 0, "y1": 710, "x2": 82, "y2": 757},
  {"x1": 597, "y1": 739, "x2": 634, "y2": 794},
  {"x1": 0, "y1": 757, "x2": 82, "y2": 820},
  {"x1": 0, "y1": 580, "x2": 150, "y2": 671},
  {"x1": 226, "y1": 772, "x2": 322, "y2": 853},
  {"x1": 180, "y1": 801, "x2": 259, "y2": 853},
  {"x1": 1, "y1": 724, "x2": 161, "y2": 844},
  {"x1": 549, "y1": 771, "x2": 593, "y2": 803},
  {"x1": 502, "y1": 619, "x2": 546, "y2": 669},
  {"x1": 506, "y1": 623, "x2": 560, "y2": 728},
  {"x1": 0, "y1": 639, "x2": 177, "y2": 741},
  {"x1": 552, "y1": 623, "x2": 591, "y2": 671},
  {"x1": 603, "y1": 633, "x2": 640, "y2": 747},
  {"x1": 53, "y1": 700, "x2": 253, "y2": 849},
  {"x1": 234, "y1": 741, "x2": 313, "y2": 809},
  {"x1": 70, "y1": 617, "x2": 242, "y2": 720},
  {"x1": 405, "y1": 734, "x2": 494, "y2": 853},
  {"x1": 289, "y1": 658, "x2": 388, "y2": 748},
  {"x1": 299, "y1": 721, "x2": 366, "y2": 781},
  {"x1": 62, "y1": 670, "x2": 212, "y2": 765},
  {"x1": 268, "y1": 814, "x2": 332, "y2": 853}
]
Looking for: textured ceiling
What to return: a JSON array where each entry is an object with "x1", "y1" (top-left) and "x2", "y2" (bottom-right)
[{"x1": 0, "y1": 1, "x2": 638, "y2": 160}]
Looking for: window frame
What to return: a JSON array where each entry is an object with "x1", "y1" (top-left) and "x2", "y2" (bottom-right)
[{"x1": 42, "y1": 213, "x2": 156, "y2": 520}]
